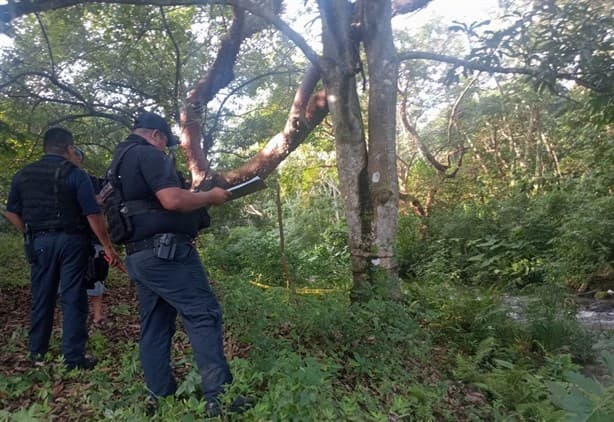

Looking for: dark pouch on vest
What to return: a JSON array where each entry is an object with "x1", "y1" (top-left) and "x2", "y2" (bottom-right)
[
  {"x1": 101, "y1": 186, "x2": 134, "y2": 244},
  {"x1": 154, "y1": 233, "x2": 177, "y2": 260},
  {"x1": 197, "y1": 207, "x2": 211, "y2": 230}
]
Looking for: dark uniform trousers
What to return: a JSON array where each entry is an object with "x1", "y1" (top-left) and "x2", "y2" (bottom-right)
[
  {"x1": 29, "y1": 232, "x2": 89, "y2": 363},
  {"x1": 125, "y1": 241, "x2": 233, "y2": 399}
]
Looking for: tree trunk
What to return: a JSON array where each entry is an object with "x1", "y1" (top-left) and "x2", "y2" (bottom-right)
[
  {"x1": 318, "y1": 0, "x2": 373, "y2": 300},
  {"x1": 362, "y1": 0, "x2": 400, "y2": 299},
  {"x1": 319, "y1": 0, "x2": 400, "y2": 300}
]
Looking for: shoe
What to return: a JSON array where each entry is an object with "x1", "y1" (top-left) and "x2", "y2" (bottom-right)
[
  {"x1": 205, "y1": 399, "x2": 222, "y2": 418},
  {"x1": 144, "y1": 398, "x2": 158, "y2": 416},
  {"x1": 204, "y1": 395, "x2": 255, "y2": 418},
  {"x1": 30, "y1": 353, "x2": 45, "y2": 367},
  {"x1": 66, "y1": 356, "x2": 98, "y2": 371},
  {"x1": 229, "y1": 395, "x2": 255, "y2": 414},
  {"x1": 92, "y1": 317, "x2": 109, "y2": 328}
]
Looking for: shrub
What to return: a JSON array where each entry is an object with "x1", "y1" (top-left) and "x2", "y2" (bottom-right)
[
  {"x1": 551, "y1": 195, "x2": 614, "y2": 284},
  {"x1": 0, "y1": 231, "x2": 29, "y2": 286},
  {"x1": 549, "y1": 351, "x2": 614, "y2": 421}
]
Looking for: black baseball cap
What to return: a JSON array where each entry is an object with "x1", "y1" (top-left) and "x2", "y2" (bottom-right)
[{"x1": 133, "y1": 112, "x2": 178, "y2": 147}]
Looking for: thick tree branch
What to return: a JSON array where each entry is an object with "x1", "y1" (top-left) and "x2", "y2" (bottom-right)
[
  {"x1": 180, "y1": 5, "x2": 249, "y2": 189},
  {"x1": 186, "y1": 9, "x2": 244, "y2": 107},
  {"x1": 391, "y1": 0, "x2": 431, "y2": 16},
  {"x1": 1, "y1": 1, "x2": 203, "y2": 23},
  {"x1": 217, "y1": 65, "x2": 328, "y2": 186},
  {"x1": 177, "y1": 1, "x2": 319, "y2": 192}
]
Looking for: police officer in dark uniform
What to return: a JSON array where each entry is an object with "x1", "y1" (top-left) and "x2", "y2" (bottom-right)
[
  {"x1": 111, "y1": 112, "x2": 246, "y2": 416},
  {"x1": 4, "y1": 127, "x2": 122, "y2": 370}
]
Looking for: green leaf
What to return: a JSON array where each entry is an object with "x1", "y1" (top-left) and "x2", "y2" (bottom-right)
[
  {"x1": 600, "y1": 351, "x2": 614, "y2": 376},
  {"x1": 549, "y1": 381, "x2": 594, "y2": 417},
  {"x1": 564, "y1": 371, "x2": 604, "y2": 396},
  {"x1": 493, "y1": 358, "x2": 514, "y2": 369}
]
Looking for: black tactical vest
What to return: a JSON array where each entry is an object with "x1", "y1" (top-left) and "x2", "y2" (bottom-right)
[{"x1": 18, "y1": 158, "x2": 87, "y2": 233}]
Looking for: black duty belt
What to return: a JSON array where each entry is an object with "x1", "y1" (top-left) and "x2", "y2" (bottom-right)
[
  {"x1": 32, "y1": 227, "x2": 64, "y2": 235},
  {"x1": 32, "y1": 227, "x2": 85, "y2": 236},
  {"x1": 125, "y1": 233, "x2": 193, "y2": 255}
]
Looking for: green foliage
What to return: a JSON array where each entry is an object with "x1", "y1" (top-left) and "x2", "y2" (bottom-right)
[
  {"x1": 396, "y1": 214, "x2": 423, "y2": 278},
  {"x1": 204, "y1": 184, "x2": 349, "y2": 289},
  {"x1": 408, "y1": 281, "x2": 519, "y2": 353},
  {"x1": 0, "y1": 116, "x2": 33, "y2": 200},
  {"x1": 204, "y1": 226, "x2": 287, "y2": 284},
  {"x1": 0, "y1": 0, "x2": 612, "y2": 419},
  {"x1": 0, "y1": 405, "x2": 46, "y2": 421},
  {"x1": 0, "y1": 231, "x2": 29, "y2": 286},
  {"x1": 252, "y1": 351, "x2": 337, "y2": 421},
  {"x1": 549, "y1": 351, "x2": 614, "y2": 421},
  {"x1": 523, "y1": 286, "x2": 594, "y2": 362},
  {"x1": 0, "y1": 245, "x2": 603, "y2": 421},
  {"x1": 398, "y1": 179, "x2": 613, "y2": 290},
  {"x1": 214, "y1": 276, "x2": 448, "y2": 419},
  {"x1": 551, "y1": 195, "x2": 614, "y2": 283},
  {"x1": 407, "y1": 279, "x2": 599, "y2": 419},
  {"x1": 463, "y1": 0, "x2": 613, "y2": 104}
]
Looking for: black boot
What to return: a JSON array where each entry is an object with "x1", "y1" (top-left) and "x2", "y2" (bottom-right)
[
  {"x1": 205, "y1": 398, "x2": 223, "y2": 418},
  {"x1": 229, "y1": 395, "x2": 255, "y2": 414},
  {"x1": 65, "y1": 356, "x2": 98, "y2": 371}
]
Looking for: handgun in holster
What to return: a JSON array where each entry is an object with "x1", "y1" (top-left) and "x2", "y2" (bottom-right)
[{"x1": 153, "y1": 233, "x2": 177, "y2": 260}]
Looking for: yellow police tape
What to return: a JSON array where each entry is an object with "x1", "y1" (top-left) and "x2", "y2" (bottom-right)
[{"x1": 248, "y1": 280, "x2": 346, "y2": 295}]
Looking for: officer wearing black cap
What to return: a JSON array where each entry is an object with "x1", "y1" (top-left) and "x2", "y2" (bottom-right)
[
  {"x1": 109, "y1": 111, "x2": 245, "y2": 416},
  {"x1": 133, "y1": 111, "x2": 178, "y2": 147},
  {"x1": 4, "y1": 127, "x2": 122, "y2": 370}
]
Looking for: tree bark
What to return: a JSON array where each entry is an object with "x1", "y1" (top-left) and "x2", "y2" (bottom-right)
[
  {"x1": 362, "y1": 0, "x2": 400, "y2": 299},
  {"x1": 179, "y1": 6, "x2": 247, "y2": 189},
  {"x1": 318, "y1": 0, "x2": 374, "y2": 300},
  {"x1": 317, "y1": 0, "x2": 402, "y2": 300}
]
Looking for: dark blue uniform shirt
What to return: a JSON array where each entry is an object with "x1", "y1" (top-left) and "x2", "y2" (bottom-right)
[
  {"x1": 6, "y1": 154, "x2": 100, "y2": 217},
  {"x1": 117, "y1": 135, "x2": 199, "y2": 241}
]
